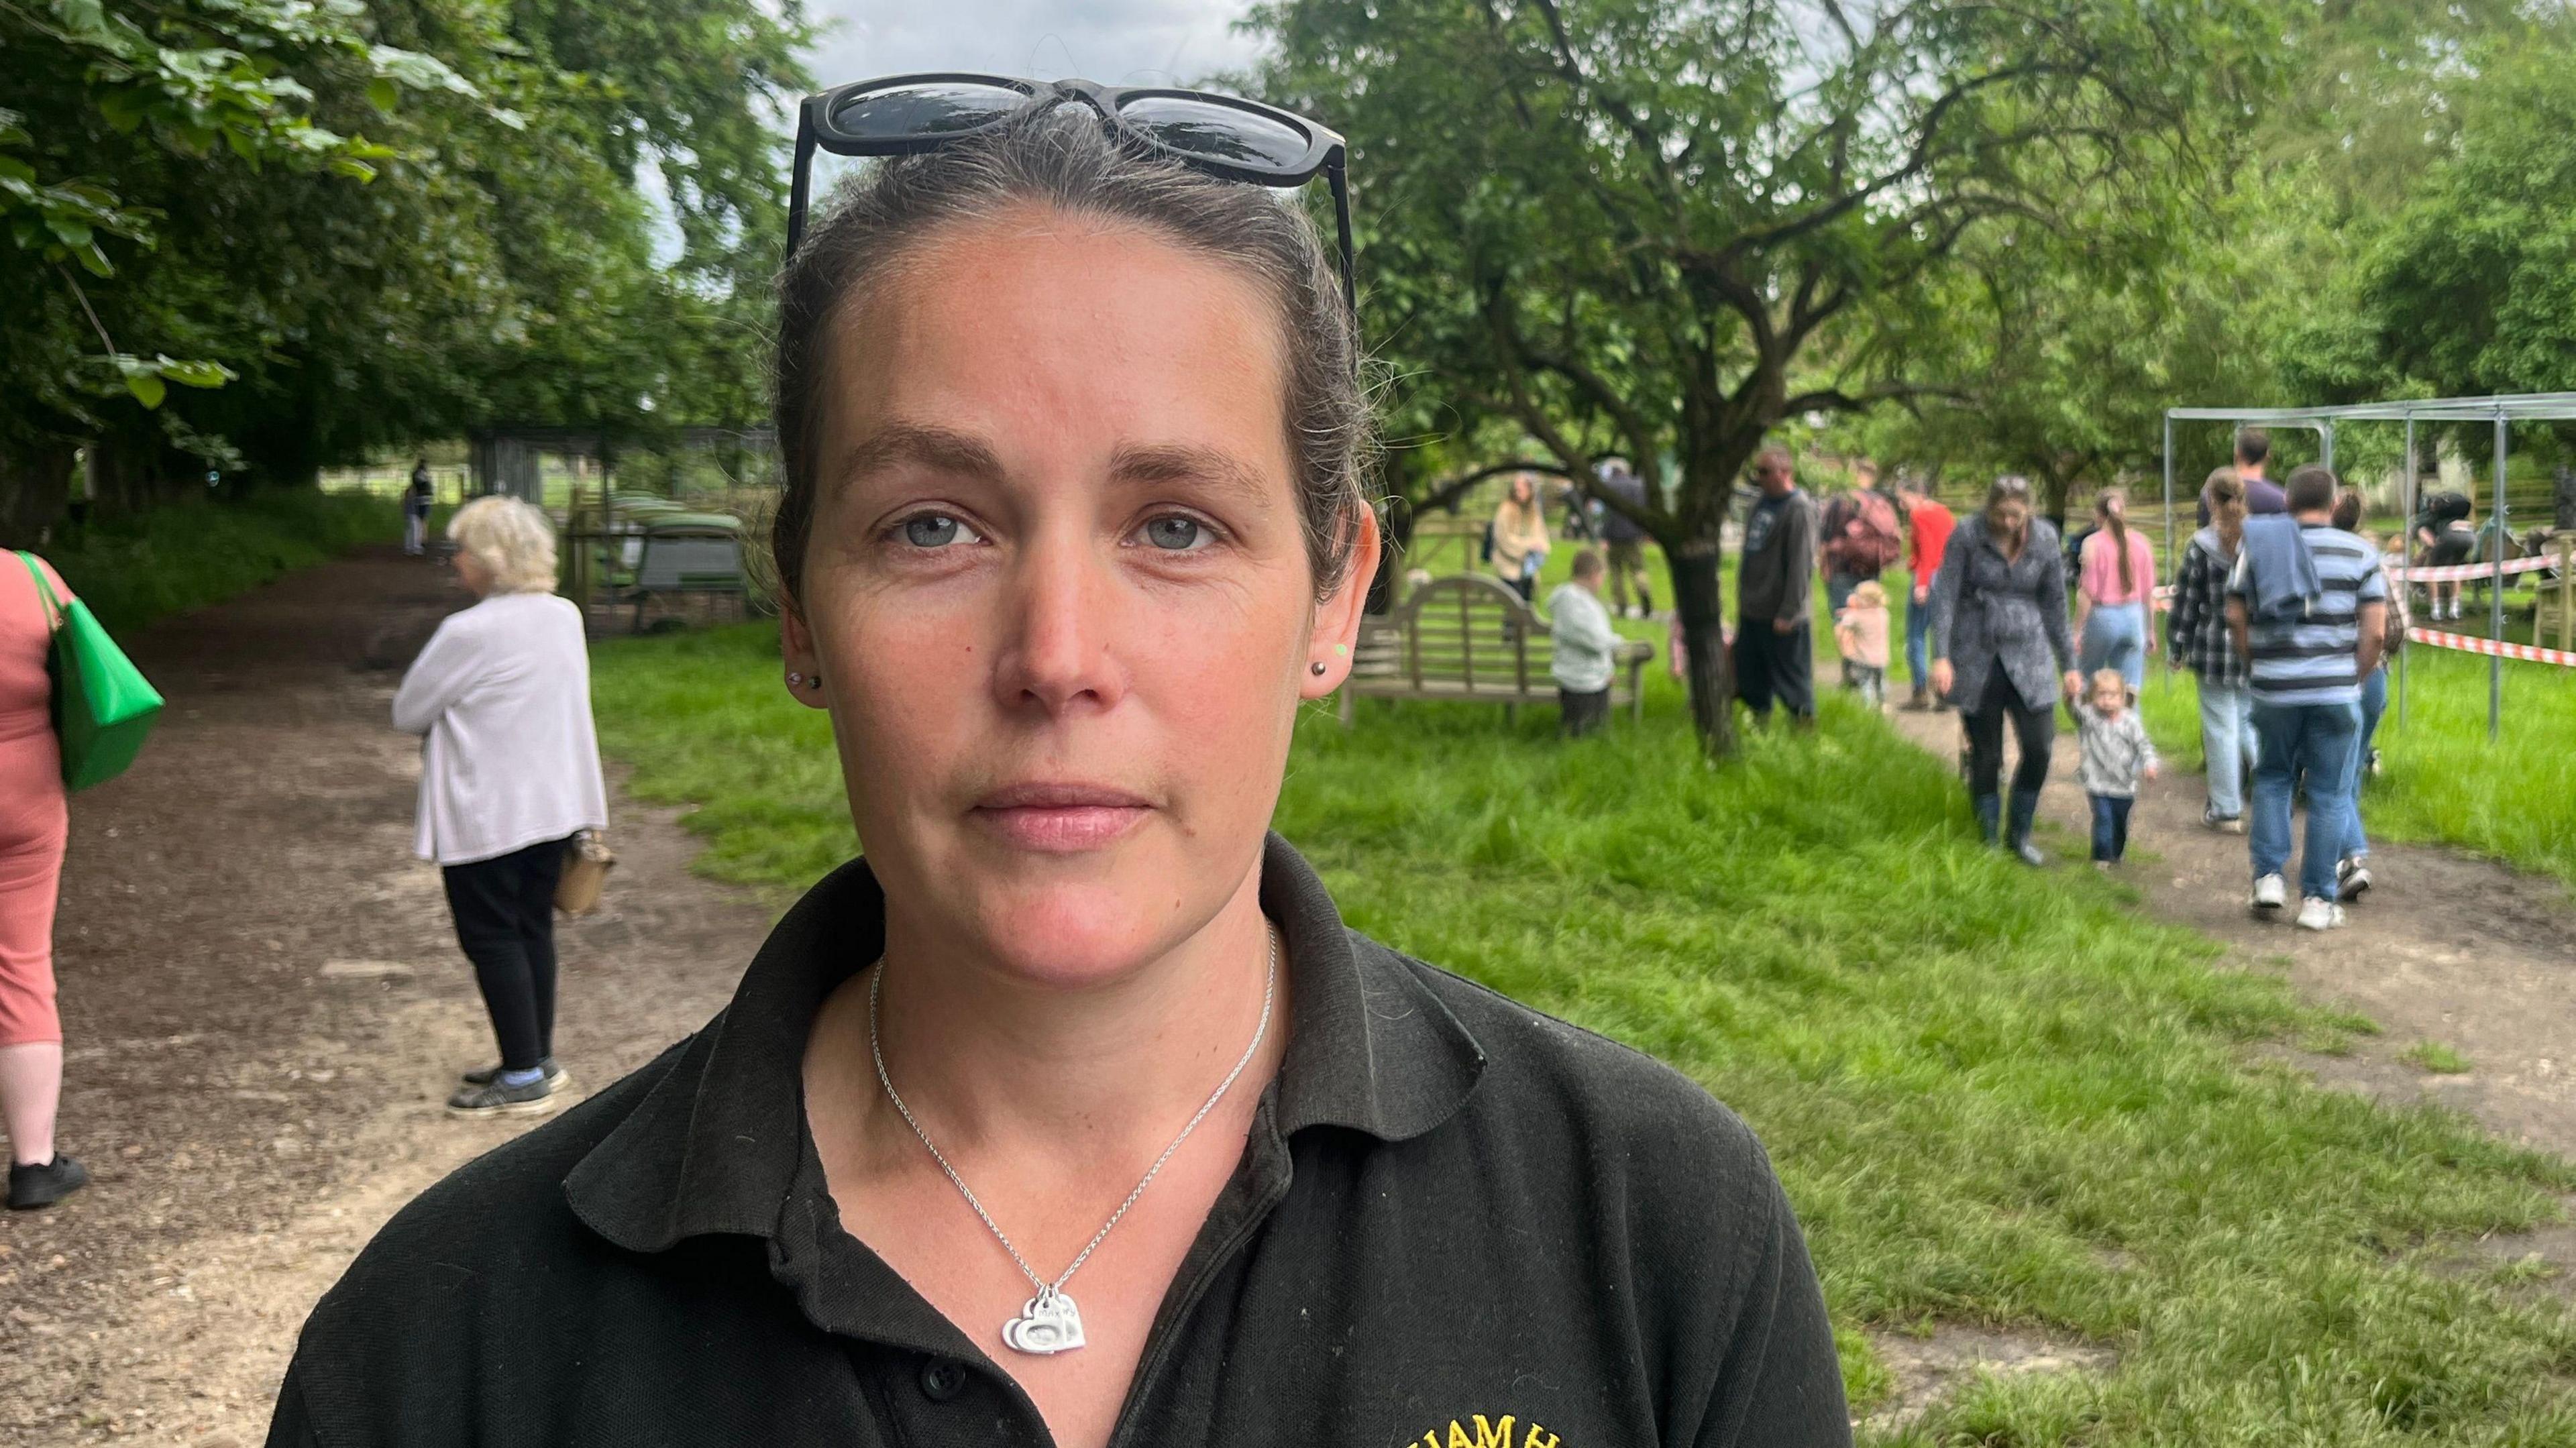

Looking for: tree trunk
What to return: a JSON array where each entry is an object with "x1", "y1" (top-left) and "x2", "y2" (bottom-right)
[
  {"x1": 0, "y1": 438, "x2": 76, "y2": 550},
  {"x1": 1667, "y1": 537, "x2": 1735, "y2": 757}
]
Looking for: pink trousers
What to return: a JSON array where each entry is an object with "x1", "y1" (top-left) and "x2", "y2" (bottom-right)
[{"x1": 0, "y1": 731, "x2": 65, "y2": 1046}]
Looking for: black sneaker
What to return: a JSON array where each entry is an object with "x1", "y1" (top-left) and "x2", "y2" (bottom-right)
[
  {"x1": 446, "y1": 1076, "x2": 558, "y2": 1119},
  {"x1": 7, "y1": 1154, "x2": 89, "y2": 1211},
  {"x1": 460, "y1": 1058, "x2": 570, "y2": 1092}
]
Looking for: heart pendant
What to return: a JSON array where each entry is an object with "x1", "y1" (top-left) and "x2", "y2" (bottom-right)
[{"x1": 1000, "y1": 1291, "x2": 1087, "y2": 1355}]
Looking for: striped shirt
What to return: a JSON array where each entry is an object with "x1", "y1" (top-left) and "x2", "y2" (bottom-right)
[{"x1": 2226, "y1": 523, "x2": 2387, "y2": 706}]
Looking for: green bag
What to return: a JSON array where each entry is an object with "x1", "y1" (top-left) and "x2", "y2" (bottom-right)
[{"x1": 17, "y1": 552, "x2": 162, "y2": 791}]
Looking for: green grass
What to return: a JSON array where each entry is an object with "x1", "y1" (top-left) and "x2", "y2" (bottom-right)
[
  {"x1": 2402, "y1": 1042, "x2": 2474, "y2": 1076},
  {"x1": 2139, "y1": 649, "x2": 2576, "y2": 889},
  {"x1": 44, "y1": 490, "x2": 409, "y2": 632},
  {"x1": 592, "y1": 620, "x2": 2576, "y2": 1443}
]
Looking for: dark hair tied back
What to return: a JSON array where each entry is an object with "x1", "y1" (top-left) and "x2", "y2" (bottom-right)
[{"x1": 771, "y1": 106, "x2": 1375, "y2": 604}]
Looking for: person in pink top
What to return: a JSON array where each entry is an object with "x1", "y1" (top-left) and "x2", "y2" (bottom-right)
[
  {"x1": 0, "y1": 551, "x2": 86, "y2": 1209},
  {"x1": 1834, "y1": 579, "x2": 1893, "y2": 708},
  {"x1": 2074, "y1": 488, "x2": 2157, "y2": 692}
]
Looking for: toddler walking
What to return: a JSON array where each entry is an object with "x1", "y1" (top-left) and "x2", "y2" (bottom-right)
[
  {"x1": 2076, "y1": 668, "x2": 2158, "y2": 867},
  {"x1": 1833, "y1": 580, "x2": 1892, "y2": 708}
]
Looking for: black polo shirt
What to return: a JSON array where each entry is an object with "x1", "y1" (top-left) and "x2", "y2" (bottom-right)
[{"x1": 266, "y1": 835, "x2": 1847, "y2": 1447}]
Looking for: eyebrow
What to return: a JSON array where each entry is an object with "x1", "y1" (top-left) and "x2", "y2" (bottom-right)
[
  {"x1": 830, "y1": 423, "x2": 1006, "y2": 492},
  {"x1": 1108, "y1": 443, "x2": 1276, "y2": 510}
]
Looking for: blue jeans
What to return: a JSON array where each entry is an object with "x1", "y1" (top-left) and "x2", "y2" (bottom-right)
[
  {"x1": 2089, "y1": 793, "x2": 2134, "y2": 862},
  {"x1": 2197, "y1": 677, "x2": 2257, "y2": 820},
  {"x1": 2079, "y1": 602, "x2": 2149, "y2": 689},
  {"x1": 2337, "y1": 668, "x2": 2387, "y2": 862},
  {"x1": 2251, "y1": 700, "x2": 2362, "y2": 903},
  {"x1": 1905, "y1": 590, "x2": 1935, "y2": 685}
]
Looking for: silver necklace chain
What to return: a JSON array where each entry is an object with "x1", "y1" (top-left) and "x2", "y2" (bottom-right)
[{"x1": 867, "y1": 924, "x2": 1278, "y2": 1320}]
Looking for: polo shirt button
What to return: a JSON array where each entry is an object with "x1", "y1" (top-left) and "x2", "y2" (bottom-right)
[{"x1": 919, "y1": 1358, "x2": 969, "y2": 1402}]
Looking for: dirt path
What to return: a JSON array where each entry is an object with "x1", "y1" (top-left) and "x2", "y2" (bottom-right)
[
  {"x1": 0, "y1": 547, "x2": 773, "y2": 1445},
  {"x1": 1883, "y1": 695, "x2": 2576, "y2": 1160}
]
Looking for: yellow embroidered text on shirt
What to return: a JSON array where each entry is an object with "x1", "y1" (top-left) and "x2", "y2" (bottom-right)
[{"x1": 1409, "y1": 1416, "x2": 1560, "y2": 1448}]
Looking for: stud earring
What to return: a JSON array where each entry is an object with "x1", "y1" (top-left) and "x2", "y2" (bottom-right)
[
  {"x1": 1310, "y1": 661, "x2": 1329, "y2": 677},
  {"x1": 786, "y1": 671, "x2": 803, "y2": 687}
]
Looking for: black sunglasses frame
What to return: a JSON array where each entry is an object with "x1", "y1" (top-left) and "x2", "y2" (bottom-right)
[{"x1": 786, "y1": 73, "x2": 1356, "y2": 329}]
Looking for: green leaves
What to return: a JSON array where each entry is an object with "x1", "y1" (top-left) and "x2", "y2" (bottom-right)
[
  {"x1": 5, "y1": 0, "x2": 808, "y2": 497},
  {"x1": 108, "y1": 353, "x2": 236, "y2": 408}
]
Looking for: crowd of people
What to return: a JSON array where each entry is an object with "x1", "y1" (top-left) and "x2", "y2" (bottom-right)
[{"x1": 1487, "y1": 425, "x2": 2404, "y2": 932}]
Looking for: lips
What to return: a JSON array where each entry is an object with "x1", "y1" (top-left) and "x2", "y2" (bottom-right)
[{"x1": 969, "y1": 781, "x2": 1154, "y2": 852}]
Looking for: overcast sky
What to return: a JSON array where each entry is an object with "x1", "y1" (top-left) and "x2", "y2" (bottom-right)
[{"x1": 800, "y1": 0, "x2": 1268, "y2": 93}]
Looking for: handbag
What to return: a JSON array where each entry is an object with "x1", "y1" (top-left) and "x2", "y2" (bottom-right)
[
  {"x1": 555, "y1": 830, "x2": 616, "y2": 915},
  {"x1": 17, "y1": 552, "x2": 162, "y2": 791}
]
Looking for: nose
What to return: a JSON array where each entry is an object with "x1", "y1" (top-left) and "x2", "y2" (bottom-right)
[{"x1": 991, "y1": 529, "x2": 1127, "y2": 718}]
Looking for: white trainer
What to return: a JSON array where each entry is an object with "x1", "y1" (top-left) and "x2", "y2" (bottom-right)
[
  {"x1": 2295, "y1": 897, "x2": 2346, "y2": 932},
  {"x1": 2251, "y1": 873, "x2": 2287, "y2": 909}
]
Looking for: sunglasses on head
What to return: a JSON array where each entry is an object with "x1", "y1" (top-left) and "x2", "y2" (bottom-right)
[{"x1": 788, "y1": 74, "x2": 1356, "y2": 328}]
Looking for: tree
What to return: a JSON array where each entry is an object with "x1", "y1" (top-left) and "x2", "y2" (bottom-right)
[
  {"x1": 1, "y1": 0, "x2": 805, "y2": 539},
  {"x1": 1253, "y1": 0, "x2": 2269, "y2": 753},
  {"x1": 2284, "y1": 33, "x2": 2576, "y2": 404},
  {"x1": 1836, "y1": 203, "x2": 2280, "y2": 524}
]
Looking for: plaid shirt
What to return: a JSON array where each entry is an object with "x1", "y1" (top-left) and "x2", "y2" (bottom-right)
[{"x1": 2165, "y1": 529, "x2": 2247, "y2": 687}]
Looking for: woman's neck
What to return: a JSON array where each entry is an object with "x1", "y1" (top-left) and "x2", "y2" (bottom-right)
[{"x1": 847, "y1": 864, "x2": 1285, "y2": 1170}]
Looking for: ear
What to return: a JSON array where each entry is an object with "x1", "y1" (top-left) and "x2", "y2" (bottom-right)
[
  {"x1": 779, "y1": 596, "x2": 831, "y2": 711},
  {"x1": 1301, "y1": 504, "x2": 1384, "y2": 700}
]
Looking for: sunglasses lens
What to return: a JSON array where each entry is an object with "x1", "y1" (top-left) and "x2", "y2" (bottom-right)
[
  {"x1": 830, "y1": 81, "x2": 1026, "y2": 139},
  {"x1": 1116, "y1": 95, "x2": 1313, "y2": 170}
]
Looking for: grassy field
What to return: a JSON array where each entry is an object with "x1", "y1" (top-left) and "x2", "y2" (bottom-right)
[
  {"x1": 591, "y1": 619, "x2": 2576, "y2": 1444},
  {"x1": 44, "y1": 490, "x2": 409, "y2": 632}
]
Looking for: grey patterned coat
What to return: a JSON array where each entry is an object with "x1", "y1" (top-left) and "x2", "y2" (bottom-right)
[{"x1": 1929, "y1": 514, "x2": 2076, "y2": 712}]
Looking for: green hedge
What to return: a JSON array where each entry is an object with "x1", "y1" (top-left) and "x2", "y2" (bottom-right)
[{"x1": 40, "y1": 491, "x2": 405, "y2": 632}]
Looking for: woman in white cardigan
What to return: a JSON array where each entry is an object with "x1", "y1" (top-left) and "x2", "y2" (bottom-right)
[{"x1": 394, "y1": 496, "x2": 606, "y2": 1118}]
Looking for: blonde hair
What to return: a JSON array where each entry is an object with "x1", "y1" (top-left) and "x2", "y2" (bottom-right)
[
  {"x1": 1849, "y1": 579, "x2": 1887, "y2": 610},
  {"x1": 2090, "y1": 668, "x2": 2127, "y2": 700},
  {"x1": 447, "y1": 495, "x2": 559, "y2": 595}
]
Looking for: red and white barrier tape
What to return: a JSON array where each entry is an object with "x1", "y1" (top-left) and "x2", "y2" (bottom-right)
[
  {"x1": 2151, "y1": 553, "x2": 2566, "y2": 602},
  {"x1": 2387, "y1": 554, "x2": 2559, "y2": 583},
  {"x1": 2406, "y1": 626, "x2": 2576, "y2": 668}
]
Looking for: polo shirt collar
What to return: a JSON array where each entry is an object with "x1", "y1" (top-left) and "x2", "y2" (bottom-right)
[{"x1": 564, "y1": 832, "x2": 1485, "y2": 1258}]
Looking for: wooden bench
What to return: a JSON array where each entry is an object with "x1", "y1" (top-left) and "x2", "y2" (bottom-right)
[{"x1": 1339, "y1": 573, "x2": 1653, "y2": 726}]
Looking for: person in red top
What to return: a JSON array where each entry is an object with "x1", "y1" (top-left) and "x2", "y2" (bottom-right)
[{"x1": 1897, "y1": 473, "x2": 1957, "y2": 710}]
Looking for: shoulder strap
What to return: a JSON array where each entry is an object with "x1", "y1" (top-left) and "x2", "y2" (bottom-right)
[{"x1": 15, "y1": 552, "x2": 64, "y2": 628}]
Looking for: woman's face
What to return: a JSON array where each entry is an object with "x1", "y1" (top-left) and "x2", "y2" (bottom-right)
[
  {"x1": 1511, "y1": 476, "x2": 1534, "y2": 505},
  {"x1": 1988, "y1": 498, "x2": 2031, "y2": 536},
  {"x1": 782, "y1": 206, "x2": 1376, "y2": 988}
]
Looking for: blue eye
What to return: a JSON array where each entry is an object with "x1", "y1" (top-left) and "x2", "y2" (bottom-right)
[
  {"x1": 902, "y1": 514, "x2": 967, "y2": 547},
  {"x1": 1142, "y1": 516, "x2": 1207, "y2": 551}
]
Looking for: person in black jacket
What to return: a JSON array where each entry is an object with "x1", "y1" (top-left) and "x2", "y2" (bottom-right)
[
  {"x1": 1736, "y1": 445, "x2": 1821, "y2": 726},
  {"x1": 1929, "y1": 476, "x2": 2083, "y2": 864}
]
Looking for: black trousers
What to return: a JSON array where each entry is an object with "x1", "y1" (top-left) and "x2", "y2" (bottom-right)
[
  {"x1": 1962, "y1": 671, "x2": 2055, "y2": 796},
  {"x1": 442, "y1": 836, "x2": 570, "y2": 1071},
  {"x1": 1559, "y1": 687, "x2": 1611, "y2": 738},
  {"x1": 1734, "y1": 619, "x2": 1814, "y2": 720}
]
